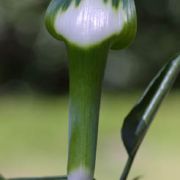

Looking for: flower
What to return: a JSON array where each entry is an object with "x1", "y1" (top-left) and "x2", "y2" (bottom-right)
[{"x1": 45, "y1": 0, "x2": 137, "y2": 49}]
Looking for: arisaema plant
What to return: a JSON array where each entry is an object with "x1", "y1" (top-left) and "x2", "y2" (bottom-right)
[
  {"x1": 45, "y1": 0, "x2": 136, "y2": 179},
  {"x1": 0, "y1": 0, "x2": 179, "y2": 180}
]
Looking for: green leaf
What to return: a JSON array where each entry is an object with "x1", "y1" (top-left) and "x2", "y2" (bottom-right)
[
  {"x1": 0, "y1": 175, "x2": 6, "y2": 180},
  {"x1": 9, "y1": 177, "x2": 96, "y2": 180},
  {"x1": 120, "y1": 54, "x2": 180, "y2": 180},
  {"x1": 122, "y1": 54, "x2": 180, "y2": 156},
  {"x1": 9, "y1": 176, "x2": 67, "y2": 180}
]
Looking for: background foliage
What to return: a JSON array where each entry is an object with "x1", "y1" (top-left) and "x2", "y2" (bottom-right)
[{"x1": 0, "y1": 0, "x2": 179, "y2": 94}]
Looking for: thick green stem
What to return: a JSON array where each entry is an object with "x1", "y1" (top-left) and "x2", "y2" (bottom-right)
[{"x1": 67, "y1": 43, "x2": 109, "y2": 179}]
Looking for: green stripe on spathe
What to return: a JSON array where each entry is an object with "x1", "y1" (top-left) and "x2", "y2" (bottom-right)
[
  {"x1": 103, "y1": 0, "x2": 121, "y2": 8},
  {"x1": 51, "y1": 0, "x2": 122, "y2": 11},
  {"x1": 51, "y1": 0, "x2": 82, "y2": 11},
  {"x1": 75, "y1": 0, "x2": 81, "y2": 6},
  {"x1": 50, "y1": 0, "x2": 71, "y2": 11},
  {"x1": 112, "y1": 0, "x2": 121, "y2": 8}
]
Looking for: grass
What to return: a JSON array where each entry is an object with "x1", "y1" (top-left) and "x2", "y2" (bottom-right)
[{"x1": 0, "y1": 91, "x2": 180, "y2": 179}]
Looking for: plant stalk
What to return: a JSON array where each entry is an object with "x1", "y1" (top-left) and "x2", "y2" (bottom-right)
[
  {"x1": 120, "y1": 156, "x2": 134, "y2": 180},
  {"x1": 67, "y1": 43, "x2": 109, "y2": 180}
]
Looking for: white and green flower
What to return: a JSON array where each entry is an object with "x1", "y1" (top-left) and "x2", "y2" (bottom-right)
[
  {"x1": 45, "y1": 0, "x2": 136, "y2": 49},
  {"x1": 45, "y1": 1, "x2": 137, "y2": 180}
]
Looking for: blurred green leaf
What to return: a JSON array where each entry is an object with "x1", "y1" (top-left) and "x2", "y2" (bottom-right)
[
  {"x1": 9, "y1": 176, "x2": 96, "y2": 180},
  {"x1": 0, "y1": 175, "x2": 6, "y2": 180},
  {"x1": 9, "y1": 176, "x2": 67, "y2": 180}
]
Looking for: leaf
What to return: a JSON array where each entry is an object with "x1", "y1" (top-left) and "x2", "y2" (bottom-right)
[
  {"x1": 120, "y1": 54, "x2": 180, "y2": 180},
  {"x1": 122, "y1": 54, "x2": 180, "y2": 157},
  {"x1": 9, "y1": 176, "x2": 67, "y2": 180},
  {"x1": 0, "y1": 175, "x2": 6, "y2": 180},
  {"x1": 9, "y1": 176, "x2": 96, "y2": 180}
]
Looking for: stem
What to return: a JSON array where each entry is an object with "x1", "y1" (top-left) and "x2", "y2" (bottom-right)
[
  {"x1": 67, "y1": 43, "x2": 109, "y2": 180},
  {"x1": 120, "y1": 156, "x2": 134, "y2": 180}
]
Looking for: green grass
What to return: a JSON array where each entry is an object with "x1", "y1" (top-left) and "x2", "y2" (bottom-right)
[{"x1": 0, "y1": 91, "x2": 180, "y2": 179}]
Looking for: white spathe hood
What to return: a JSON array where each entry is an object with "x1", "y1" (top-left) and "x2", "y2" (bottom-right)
[{"x1": 54, "y1": 0, "x2": 125, "y2": 46}]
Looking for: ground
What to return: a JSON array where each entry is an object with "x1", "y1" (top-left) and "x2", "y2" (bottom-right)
[{"x1": 0, "y1": 91, "x2": 180, "y2": 179}]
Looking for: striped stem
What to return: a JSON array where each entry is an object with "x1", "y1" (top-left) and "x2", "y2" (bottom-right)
[{"x1": 67, "y1": 43, "x2": 109, "y2": 180}]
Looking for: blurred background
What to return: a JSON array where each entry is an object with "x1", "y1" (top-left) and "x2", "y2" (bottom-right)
[{"x1": 0, "y1": 0, "x2": 180, "y2": 179}]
